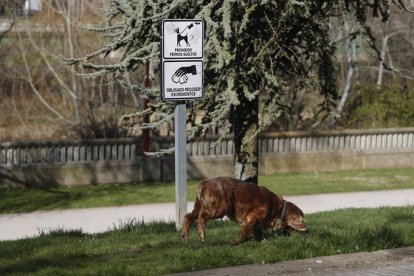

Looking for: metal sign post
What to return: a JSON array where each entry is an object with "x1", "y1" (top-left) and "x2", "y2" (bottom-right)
[
  {"x1": 161, "y1": 19, "x2": 204, "y2": 229},
  {"x1": 174, "y1": 102, "x2": 187, "y2": 229}
]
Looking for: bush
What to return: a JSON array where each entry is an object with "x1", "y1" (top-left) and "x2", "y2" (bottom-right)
[{"x1": 340, "y1": 81, "x2": 414, "y2": 128}]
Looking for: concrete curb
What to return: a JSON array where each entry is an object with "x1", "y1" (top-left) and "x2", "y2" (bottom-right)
[{"x1": 169, "y1": 246, "x2": 414, "y2": 276}]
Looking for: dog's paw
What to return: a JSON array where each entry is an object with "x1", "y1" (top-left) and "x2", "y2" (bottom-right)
[
  {"x1": 180, "y1": 234, "x2": 188, "y2": 243},
  {"x1": 229, "y1": 239, "x2": 241, "y2": 246},
  {"x1": 198, "y1": 233, "x2": 205, "y2": 242}
]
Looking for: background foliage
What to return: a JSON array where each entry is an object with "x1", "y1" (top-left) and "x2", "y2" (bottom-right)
[
  {"x1": 0, "y1": 1, "x2": 414, "y2": 143},
  {"x1": 341, "y1": 81, "x2": 414, "y2": 128}
]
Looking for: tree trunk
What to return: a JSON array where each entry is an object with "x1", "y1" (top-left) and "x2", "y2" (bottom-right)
[
  {"x1": 328, "y1": 21, "x2": 355, "y2": 128},
  {"x1": 233, "y1": 96, "x2": 259, "y2": 184}
]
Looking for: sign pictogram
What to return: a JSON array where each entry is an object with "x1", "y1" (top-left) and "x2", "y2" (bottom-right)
[
  {"x1": 162, "y1": 60, "x2": 203, "y2": 100},
  {"x1": 162, "y1": 19, "x2": 204, "y2": 59}
]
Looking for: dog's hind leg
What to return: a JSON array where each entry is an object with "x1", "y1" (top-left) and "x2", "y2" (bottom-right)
[
  {"x1": 180, "y1": 198, "x2": 202, "y2": 242},
  {"x1": 180, "y1": 213, "x2": 194, "y2": 242},
  {"x1": 197, "y1": 211, "x2": 208, "y2": 242}
]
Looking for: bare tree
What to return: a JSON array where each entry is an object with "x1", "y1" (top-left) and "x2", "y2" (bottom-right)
[
  {"x1": 3, "y1": 0, "x2": 136, "y2": 139},
  {"x1": 328, "y1": 3, "x2": 414, "y2": 128},
  {"x1": 0, "y1": 0, "x2": 21, "y2": 40},
  {"x1": 371, "y1": 2, "x2": 414, "y2": 88},
  {"x1": 329, "y1": 20, "x2": 357, "y2": 128}
]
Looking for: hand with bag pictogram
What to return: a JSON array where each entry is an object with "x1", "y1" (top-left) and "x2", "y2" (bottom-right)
[{"x1": 171, "y1": 65, "x2": 197, "y2": 84}]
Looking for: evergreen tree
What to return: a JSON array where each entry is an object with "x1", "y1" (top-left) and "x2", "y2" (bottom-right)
[{"x1": 64, "y1": 0, "x2": 410, "y2": 183}]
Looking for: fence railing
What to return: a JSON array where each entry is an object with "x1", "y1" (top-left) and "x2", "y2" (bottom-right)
[
  {"x1": 187, "y1": 128, "x2": 414, "y2": 157},
  {"x1": 0, "y1": 138, "x2": 140, "y2": 166},
  {"x1": 1, "y1": 128, "x2": 414, "y2": 166},
  {"x1": 259, "y1": 128, "x2": 414, "y2": 154}
]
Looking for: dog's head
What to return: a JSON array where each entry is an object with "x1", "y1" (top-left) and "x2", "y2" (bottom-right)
[{"x1": 271, "y1": 201, "x2": 307, "y2": 234}]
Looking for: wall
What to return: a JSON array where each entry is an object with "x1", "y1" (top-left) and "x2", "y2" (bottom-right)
[{"x1": 2, "y1": 128, "x2": 414, "y2": 186}]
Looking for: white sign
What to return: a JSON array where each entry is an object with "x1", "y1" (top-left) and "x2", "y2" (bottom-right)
[
  {"x1": 162, "y1": 19, "x2": 204, "y2": 59},
  {"x1": 161, "y1": 19, "x2": 204, "y2": 101},
  {"x1": 162, "y1": 60, "x2": 203, "y2": 100}
]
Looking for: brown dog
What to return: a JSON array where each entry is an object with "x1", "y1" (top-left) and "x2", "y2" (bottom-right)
[{"x1": 181, "y1": 177, "x2": 307, "y2": 245}]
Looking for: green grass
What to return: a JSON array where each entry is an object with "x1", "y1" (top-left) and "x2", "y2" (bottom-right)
[
  {"x1": 260, "y1": 168, "x2": 414, "y2": 195},
  {"x1": 0, "y1": 206, "x2": 413, "y2": 275},
  {"x1": 1, "y1": 168, "x2": 414, "y2": 214},
  {"x1": 0, "y1": 181, "x2": 198, "y2": 214}
]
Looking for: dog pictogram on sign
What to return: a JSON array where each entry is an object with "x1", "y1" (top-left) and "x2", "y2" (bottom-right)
[
  {"x1": 175, "y1": 23, "x2": 193, "y2": 47},
  {"x1": 162, "y1": 19, "x2": 204, "y2": 60}
]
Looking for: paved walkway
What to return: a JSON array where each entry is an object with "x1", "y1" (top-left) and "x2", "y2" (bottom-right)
[{"x1": 1, "y1": 188, "x2": 414, "y2": 241}]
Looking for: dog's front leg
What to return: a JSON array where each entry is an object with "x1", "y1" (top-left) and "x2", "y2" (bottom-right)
[
  {"x1": 253, "y1": 226, "x2": 266, "y2": 242},
  {"x1": 229, "y1": 217, "x2": 257, "y2": 245}
]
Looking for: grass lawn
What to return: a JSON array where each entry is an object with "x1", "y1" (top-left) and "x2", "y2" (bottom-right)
[
  {"x1": 1, "y1": 168, "x2": 414, "y2": 214},
  {"x1": 0, "y1": 206, "x2": 413, "y2": 275}
]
